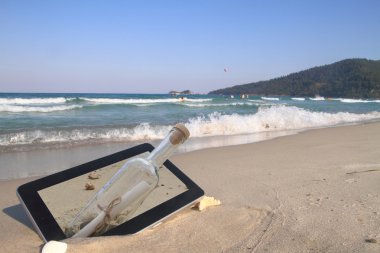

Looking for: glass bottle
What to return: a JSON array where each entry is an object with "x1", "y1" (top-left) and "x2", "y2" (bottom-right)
[{"x1": 66, "y1": 124, "x2": 190, "y2": 237}]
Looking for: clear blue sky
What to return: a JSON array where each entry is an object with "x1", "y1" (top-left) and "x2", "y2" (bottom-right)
[{"x1": 1, "y1": 0, "x2": 379, "y2": 94}]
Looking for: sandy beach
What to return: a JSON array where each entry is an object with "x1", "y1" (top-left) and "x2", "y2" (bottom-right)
[{"x1": 1, "y1": 122, "x2": 380, "y2": 252}]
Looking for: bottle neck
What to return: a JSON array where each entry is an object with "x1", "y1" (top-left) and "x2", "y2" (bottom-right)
[{"x1": 147, "y1": 133, "x2": 178, "y2": 170}]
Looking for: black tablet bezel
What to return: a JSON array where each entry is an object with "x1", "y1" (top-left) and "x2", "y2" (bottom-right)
[{"x1": 17, "y1": 143, "x2": 204, "y2": 242}]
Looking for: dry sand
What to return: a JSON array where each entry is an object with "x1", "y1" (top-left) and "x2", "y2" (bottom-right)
[{"x1": 1, "y1": 122, "x2": 380, "y2": 252}]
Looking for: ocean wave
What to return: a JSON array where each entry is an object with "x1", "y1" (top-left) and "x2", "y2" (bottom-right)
[
  {"x1": 0, "y1": 104, "x2": 82, "y2": 112},
  {"x1": 248, "y1": 99, "x2": 267, "y2": 103},
  {"x1": 0, "y1": 124, "x2": 172, "y2": 146},
  {"x1": 183, "y1": 102, "x2": 258, "y2": 107},
  {"x1": 338, "y1": 98, "x2": 380, "y2": 103},
  {"x1": 309, "y1": 97, "x2": 325, "y2": 101},
  {"x1": 291, "y1": 97, "x2": 305, "y2": 101},
  {"x1": 0, "y1": 97, "x2": 68, "y2": 105},
  {"x1": 261, "y1": 97, "x2": 279, "y2": 101},
  {"x1": 186, "y1": 106, "x2": 380, "y2": 137},
  {"x1": 2, "y1": 106, "x2": 380, "y2": 146},
  {"x1": 183, "y1": 98, "x2": 213, "y2": 102},
  {"x1": 81, "y1": 97, "x2": 212, "y2": 104}
]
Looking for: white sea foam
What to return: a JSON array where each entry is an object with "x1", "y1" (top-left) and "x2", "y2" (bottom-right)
[
  {"x1": 81, "y1": 97, "x2": 212, "y2": 104},
  {"x1": 183, "y1": 102, "x2": 257, "y2": 107},
  {"x1": 0, "y1": 97, "x2": 68, "y2": 105},
  {"x1": 0, "y1": 104, "x2": 82, "y2": 112},
  {"x1": 309, "y1": 97, "x2": 325, "y2": 101},
  {"x1": 0, "y1": 124, "x2": 172, "y2": 146},
  {"x1": 186, "y1": 106, "x2": 380, "y2": 137},
  {"x1": 2, "y1": 105, "x2": 380, "y2": 146},
  {"x1": 183, "y1": 98, "x2": 213, "y2": 102},
  {"x1": 248, "y1": 99, "x2": 267, "y2": 103},
  {"x1": 338, "y1": 98, "x2": 380, "y2": 103},
  {"x1": 291, "y1": 97, "x2": 305, "y2": 101},
  {"x1": 261, "y1": 97, "x2": 279, "y2": 101}
]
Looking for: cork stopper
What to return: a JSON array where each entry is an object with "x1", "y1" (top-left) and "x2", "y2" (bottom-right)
[{"x1": 170, "y1": 124, "x2": 190, "y2": 145}]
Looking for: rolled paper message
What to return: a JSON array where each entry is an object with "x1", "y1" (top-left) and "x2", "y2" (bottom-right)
[{"x1": 73, "y1": 181, "x2": 151, "y2": 238}]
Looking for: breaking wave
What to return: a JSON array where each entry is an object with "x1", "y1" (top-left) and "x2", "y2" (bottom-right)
[
  {"x1": 0, "y1": 104, "x2": 82, "y2": 112},
  {"x1": 338, "y1": 98, "x2": 380, "y2": 103},
  {"x1": 2, "y1": 105, "x2": 380, "y2": 147},
  {"x1": 186, "y1": 105, "x2": 380, "y2": 137},
  {"x1": 261, "y1": 97, "x2": 279, "y2": 101},
  {"x1": 182, "y1": 102, "x2": 259, "y2": 107},
  {"x1": 309, "y1": 97, "x2": 325, "y2": 101},
  {"x1": 0, "y1": 97, "x2": 68, "y2": 105},
  {"x1": 80, "y1": 97, "x2": 212, "y2": 104}
]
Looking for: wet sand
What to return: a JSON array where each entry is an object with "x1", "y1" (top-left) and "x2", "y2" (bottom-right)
[{"x1": 1, "y1": 122, "x2": 380, "y2": 252}]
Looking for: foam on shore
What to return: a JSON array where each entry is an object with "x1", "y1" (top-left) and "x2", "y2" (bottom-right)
[{"x1": 2, "y1": 105, "x2": 380, "y2": 148}]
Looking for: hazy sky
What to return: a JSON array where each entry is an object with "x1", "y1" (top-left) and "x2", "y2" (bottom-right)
[{"x1": 1, "y1": 0, "x2": 379, "y2": 94}]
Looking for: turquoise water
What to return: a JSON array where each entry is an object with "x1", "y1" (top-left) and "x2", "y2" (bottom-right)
[{"x1": 1, "y1": 93, "x2": 380, "y2": 152}]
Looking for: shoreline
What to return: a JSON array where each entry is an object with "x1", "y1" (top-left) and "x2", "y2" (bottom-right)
[
  {"x1": 0, "y1": 128, "x2": 301, "y2": 180},
  {"x1": 1, "y1": 120, "x2": 377, "y2": 181},
  {"x1": 2, "y1": 118, "x2": 379, "y2": 154}
]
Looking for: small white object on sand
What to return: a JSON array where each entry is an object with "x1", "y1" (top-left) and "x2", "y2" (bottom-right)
[
  {"x1": 42, "y1": 241, "x2": 67, "y2": 253},
  {"x1": 195, "y1": 196, "x2": 221, "y2": 211}
]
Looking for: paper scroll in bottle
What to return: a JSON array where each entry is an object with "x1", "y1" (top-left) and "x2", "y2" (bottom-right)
[{"x1": 73, "y1": 181, "x2": 151, "y2": 238}]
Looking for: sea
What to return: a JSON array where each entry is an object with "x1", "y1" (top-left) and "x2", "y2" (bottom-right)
[
  {"x1": 2, "y1": 92, "x2": 380, "y2": 151},
  {"x1": 1, "y1": 93, "x2": 380, "y2": 179}
]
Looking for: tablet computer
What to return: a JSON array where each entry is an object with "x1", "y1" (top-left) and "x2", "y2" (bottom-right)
[{"x1": 17, "y1": 143, "x2": 204, "y2": 242}]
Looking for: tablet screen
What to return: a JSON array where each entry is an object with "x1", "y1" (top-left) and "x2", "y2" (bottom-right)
[
  {"x1": 38, "y1": 152, "x2": 188, "y2": 236},
  {"x1": 18, "y1": 143, "x2": 204, "y2": 241}
]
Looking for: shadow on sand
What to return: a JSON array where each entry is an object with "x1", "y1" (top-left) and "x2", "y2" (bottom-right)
[{"x1": 3, "y1": 204, "x2": 34, "y2": 231}]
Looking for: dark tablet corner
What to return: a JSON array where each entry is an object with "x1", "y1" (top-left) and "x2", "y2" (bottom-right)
[{"x1": 17, "y1": 143, "x2": 204, "y2": 242}]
